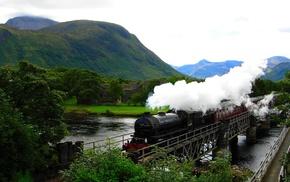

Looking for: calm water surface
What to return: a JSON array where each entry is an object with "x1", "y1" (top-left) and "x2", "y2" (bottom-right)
[
  {"x1": 62, "y1": 115, "x2": 136, "y2": 143},
  {"x1": 230, "y1": 127, "x2": 283, "y2": 172}
]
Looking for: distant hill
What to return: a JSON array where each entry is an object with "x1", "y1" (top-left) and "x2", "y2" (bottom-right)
[
  {"x1": 173, "y1": 56, "x2": 290, "y2": 81},
  {"x1": 0, "y1": 19, "x2": 182, "y2": 80},
  {"x1": 266, "y1": 56, "x2": 290, "y2": 69},
  {"x1": 263, "y1": 56, "x2": 290, "y2": 81},
  {"x1": 5, "y1": 16, "x2": 58, "y2": 30},
  {"x1": 174, "y1": 59, "x2": 243, "y2": 79}
]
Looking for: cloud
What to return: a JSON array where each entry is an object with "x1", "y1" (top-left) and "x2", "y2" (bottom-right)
[
  {"x1": 279, "y1": 28, "x2": 290, "y2": 33},
  {"x1": 1, "y1": 0, "x2": 114, "y2": 9},
  {"x1": 1, "y1": 0, "x2": 290, "y2": 65}
]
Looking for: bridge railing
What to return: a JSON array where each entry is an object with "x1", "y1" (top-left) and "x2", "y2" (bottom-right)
[
  {"x1": 228, "y1": 111, "x2": 250, "y2": 140},
  {"x1": 83, "y1": 132, "x2": 134, "y2": 151},
  {"x1": 137, "y1": 122, "x2": 221, "y2": 163},
  {"x1": 249, "y1": 127, "x2": 289, "y2": 182}
]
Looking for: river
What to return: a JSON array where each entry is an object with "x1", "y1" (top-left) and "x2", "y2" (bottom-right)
[
  {"x1": 62, "y1": 115, "x2": 136, "y2": 143},
  {"x1": 230, "y1": 127, "x2": 283, "y2": 171},
  {"x1": 62, "y1": 115, "x2": 283, "y2": 172}
]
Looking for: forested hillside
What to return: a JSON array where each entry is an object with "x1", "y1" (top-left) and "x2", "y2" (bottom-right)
[
  {"x1": 263, "y1": 56, "x2": 290, "y2": 81},
  {"x1": 0, "y1": 20, "x2": 182, "y2": 80}
]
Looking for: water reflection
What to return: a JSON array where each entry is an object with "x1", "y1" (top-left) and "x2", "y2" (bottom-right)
[{"x1": 62, "y1": 116, "x2": 136, "y2": 143}]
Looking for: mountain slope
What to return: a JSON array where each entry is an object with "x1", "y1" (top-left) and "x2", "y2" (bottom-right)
[
  {"x1": 266, "y1": 56, "x2": 290, "y2": 69},
  {"x1": 0, "y1": 20, "x2": 182, "y2": 80},
  {"x1": 5, "y1": 16, "x2": 58, "y2": 30},
  {"x1": 174, "y1": 59, "x2": 243, "y2": 79},
  {"x1": 173, "y1": 56, "x2": 290, "y2": 81},
  {"x1": 262, "y1": 56, "x2": 290, "y2": 81},
  {"x1": 263, "y1": 62, "x2": 290, "y2": 81}
]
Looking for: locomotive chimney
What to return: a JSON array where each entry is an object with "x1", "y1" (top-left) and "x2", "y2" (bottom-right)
[
  {"x1": 157, "y1": 111, "x2": 166, "y2": 116},
  {"x1": 142, "y1": 112, "x2": 151, "y2": 117}
]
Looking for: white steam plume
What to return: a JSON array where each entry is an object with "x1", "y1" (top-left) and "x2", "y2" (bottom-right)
[
  {"x1": 245, "y1": 93, "x2": 274, "y2": 119},
  {"x1": 147, "y1": 59, "x2": 268, "y2": 114}
]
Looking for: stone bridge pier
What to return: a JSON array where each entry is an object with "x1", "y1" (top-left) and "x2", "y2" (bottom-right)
[
  {"x1": 246, "y1": 115, "x2": 257, "y2": 144},
  {"x1": 260, "y1": 115, "x2": 271, "y2": 129},
  {"x1": 213, "y1": 119, "x2": 229, "y2": 157}
]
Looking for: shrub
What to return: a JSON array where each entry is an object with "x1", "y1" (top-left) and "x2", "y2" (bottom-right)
[
  {"x1": 198, "y1": 152, "x2": 233, "y2": 182},
  {"x1": 60, "y1": 140, "x2": 147, "y2": 182}
]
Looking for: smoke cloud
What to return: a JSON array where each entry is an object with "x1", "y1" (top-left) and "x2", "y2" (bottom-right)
[
  {"x1": 245, "y1": 93, "x2": 274, "y2": 119},
  {"x1": 147, "y1": 59, "x2": 269, "y2": 115}
]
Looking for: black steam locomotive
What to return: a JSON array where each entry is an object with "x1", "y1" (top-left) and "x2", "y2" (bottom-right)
[{"x1": 123, "y1": 102, "x2": 248, "y2": 152}]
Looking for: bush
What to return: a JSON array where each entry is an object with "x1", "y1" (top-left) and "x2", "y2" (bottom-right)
[
  {"x1": 285, "y1": 119, "x2": 290, "y2": 127},
  {"x1": 198, "y1": 152, "x2": 232, "y2": 182},
  {"x1": 61, "y1": 142, "x2": 238, "y2": 182},
  {"x1": 60, "y1": 140, "x2": 147, "y2": 182},
  {"x1": 11, "y1": 171, "x2": 33, "y2": 182},
  {"x1": 145, "y1": 147, "x2": 196, "y2": 182}
]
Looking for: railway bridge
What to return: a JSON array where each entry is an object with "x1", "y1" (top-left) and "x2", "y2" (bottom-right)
[
  {"x1": 56, "y1": 95, "x2": 284, "y2": 181},
  {"x1": 83, "y1": 110, "x2": 262, "y2": 164}
]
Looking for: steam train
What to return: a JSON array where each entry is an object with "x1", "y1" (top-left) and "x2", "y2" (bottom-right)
[{"x1": 123, "y1": 102, "x2": 248, "y2": 152}]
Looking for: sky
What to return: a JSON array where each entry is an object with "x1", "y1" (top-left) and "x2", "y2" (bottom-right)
[{"x1": 1, "y1": 0, "x2": 290, "y2": 66}]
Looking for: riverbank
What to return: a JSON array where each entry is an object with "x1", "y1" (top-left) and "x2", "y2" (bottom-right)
[{"x1": 62, "y1": 97, "x2": 163, "y2": 117}]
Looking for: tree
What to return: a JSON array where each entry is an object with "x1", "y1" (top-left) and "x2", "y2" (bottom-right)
[
  {"x1": 63, "y1": 68, "x2": 103, "y2": 104},
  {"x1": 130, "y1": 91, "x2": 144, "y2": 106},
  {"x1": 107, "y1": 79, "x2": 124, "y2": 105},
  {"x1": 0, "y1": 61, "x2": 68, "y2": 169},
  {"x1": 0, "y1": 90, "x2": 39, "y2": 181},
  {"x1": 250, "y1": 78, "x2": 278, "y2": 97},
  {"x1": 285, "y1": 70, "x2": 290, "y2": 80},
  {"x1": 277, "y1": 70, "x2": 290, "y2": 93},
  {"x1": 130, "y1": 79, "x2": 162, "y2": 105},
  {"x1": 165, "y1": 75, "x2": 202, "y2": 84}
]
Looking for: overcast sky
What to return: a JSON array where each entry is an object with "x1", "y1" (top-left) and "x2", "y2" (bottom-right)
[{"x1": 0, "y1": 0, "x2": 290, "y2": 66}]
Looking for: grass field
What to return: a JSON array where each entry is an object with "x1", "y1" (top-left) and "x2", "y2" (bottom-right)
[{"x1": 61, "y1": 97, "x2": 165, "y2": 116}]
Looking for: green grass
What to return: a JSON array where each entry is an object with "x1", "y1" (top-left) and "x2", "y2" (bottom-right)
[{"x1": 61, "y1": 97, "x2": 165, "y2": 116}]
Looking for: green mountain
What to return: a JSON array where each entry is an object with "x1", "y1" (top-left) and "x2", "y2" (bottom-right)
[
  {"x1": 173, "y1": 56, "x2": 290, "y2": 81},
  {"x1": 262, "y1": 56, "x2": 290, "y2": 81},
  {"x1": 0, "y1": 20, "x2": 182, "y2": 80},
  {"x1": 266, "y1": 56, "x2": 290, "y2": 69},
  {"x1": 263, "y1": 62, "x2": 290, "y2": 81}
]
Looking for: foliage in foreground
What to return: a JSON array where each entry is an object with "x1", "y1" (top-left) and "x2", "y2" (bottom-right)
[
  {"x1": 198, "y1": 153, "x2": 233, "y2": 182},
  {"x1": 61, "y1": 141, "x2": 240, "y2": 182},
  {"x1": 280, "y1": 151, "x2": 290, "y2": 181},
  {"x1": 60, "y1": 141, "x2": 147, "y2": 182},
  {"x1": 0, "y1": 61, "x2": 68, "y2": 181},
  {"x1": 0, "y1": 90, "x2": 38, "y2": 181}
]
